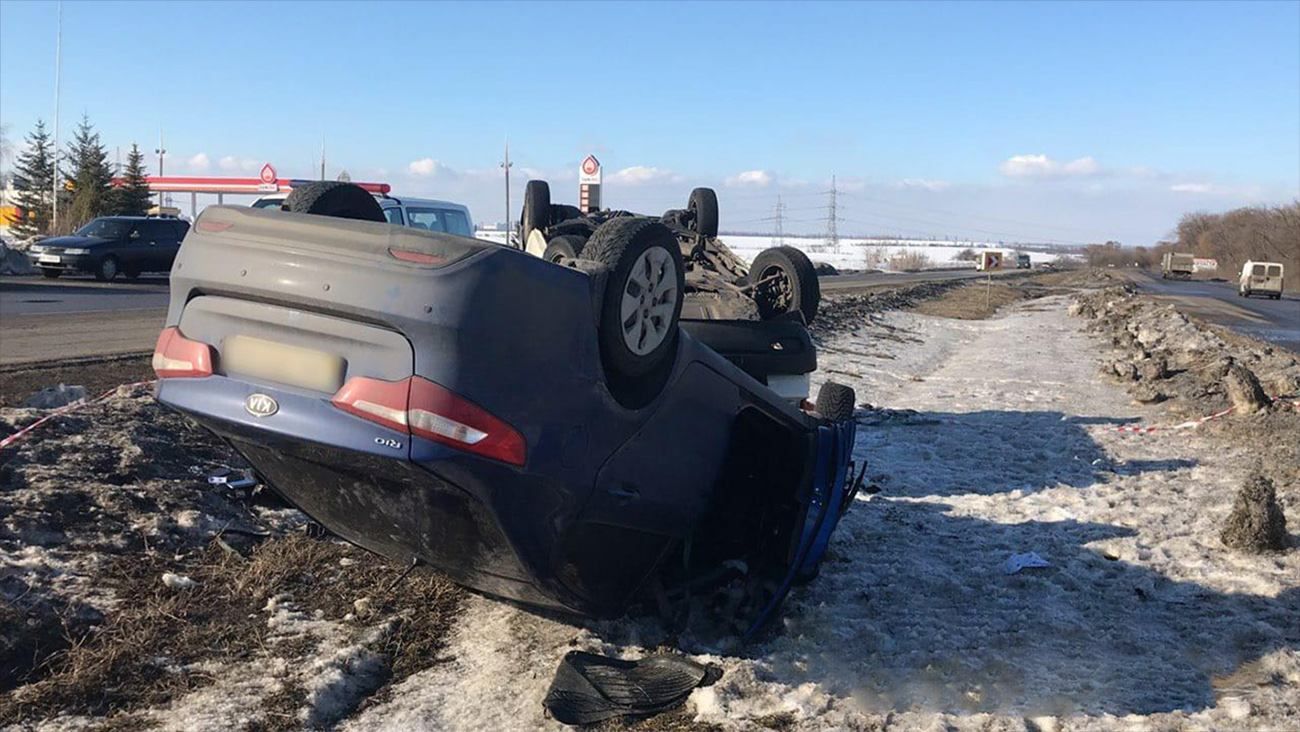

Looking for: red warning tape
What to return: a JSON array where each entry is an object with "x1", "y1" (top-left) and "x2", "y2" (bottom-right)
[
  {"x1": 1115, "y1": 394, "x2": 1300, "y2": 435},
  {"x1": 0, "y1": 380, "x2": 156, "y2": 451}
]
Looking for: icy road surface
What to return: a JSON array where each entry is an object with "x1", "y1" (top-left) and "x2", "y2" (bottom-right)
[{"x1": 336, "y1": 295, "x2": 1300, "y2": 730}]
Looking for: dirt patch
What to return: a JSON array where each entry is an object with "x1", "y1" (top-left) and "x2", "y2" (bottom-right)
[
  {"x1": 1, "y1": 537, "x2": 462, "y2": 727},
  {"x1": 908, "y1": 269, "x2": 1119, "y2": 320},
  {"x1": 1, "y1": 388, "x2": 464, "y2": 728},
  {"x1": 1221, "y1": 470, "x2": 1291, "y2": 553},
  {"x1": 0, "y1": 355, "x2": 154, "y2": 408}
]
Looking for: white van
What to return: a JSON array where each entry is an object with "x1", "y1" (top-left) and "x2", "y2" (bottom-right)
[
  {"x1": 251, "y1": 193, "x2": 474, "y2": 237},
  {"x1": 1238, "y1": 260, "x2": 1284, "y2": 299}
]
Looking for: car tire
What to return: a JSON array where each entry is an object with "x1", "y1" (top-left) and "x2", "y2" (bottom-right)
[
  {"x1": 521, "y1": 180, "x2": 551, "y2": 249},
  {"x1": 687, "y1": 187, "x2": 719, "y2": 238},
  {"x1": 751, "y1": 245, "x2": 821, "y2": 323},
  {"x1": 542, "y1": 235, "x2": 585, "y2": 263},
  {"x1": 94, "y1": 256, "x2": 119, "y2": 282},
  {"x1": 815, "y1": 382, "x2": 856, "y2": 422},
  {"x1": 585, "y1": 217, "x2": 685, "y2": 383},
  {"x1": 282, "y1": 181, "x2": 385, "y2": 222},
  {"x1": 40, "y1": 268, "x2": 61, "y2": 279}
]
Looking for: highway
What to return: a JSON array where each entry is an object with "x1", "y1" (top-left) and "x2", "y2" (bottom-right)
[
  {"x1": 1131, "y1": 271, "x2": 1299, "y2": 352},
  {"x1": 1, "y1": 268, "x2": 1014, "y2": 366}
]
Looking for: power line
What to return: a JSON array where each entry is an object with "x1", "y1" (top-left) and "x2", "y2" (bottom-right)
[
  {"x1": 837, "y1": 189, "x2": 1108, "y2": 239},
  {"x1": 773, "y1": 195, "x2": 785, "y2": 245},
  {"x1": 825, "y1": 175, "x2": 840, "y2": 253}
]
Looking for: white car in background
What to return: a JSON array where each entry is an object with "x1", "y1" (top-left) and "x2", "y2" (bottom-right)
[
  {"x1": 251, "y1": 193, "x2": 474, "y2": 237},
  {"x1": 1238, "y1": 260, "x2": 1285, "y2": 299}
]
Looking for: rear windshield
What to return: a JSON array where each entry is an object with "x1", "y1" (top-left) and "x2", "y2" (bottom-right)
[
  {"x1": 1253, "y1": 264, "x2": 1267, "y2": 276},
  {"x1": 406, "y1": 207, "x2": 472, "y2": 237},
  {"x1": 1267, "y1": 265, "x2": 1282, "y2": 277}
]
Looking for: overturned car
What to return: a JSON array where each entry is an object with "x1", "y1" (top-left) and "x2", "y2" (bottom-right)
[
  {"x1": 154, "y1": 182, "x2": 861, "y2": 635},
  {"x1": 520, "y1": 180, "x2": 821, "y2": 325}
]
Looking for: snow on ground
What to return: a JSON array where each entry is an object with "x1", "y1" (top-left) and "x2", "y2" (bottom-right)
[
  {"x1": 721, "y1": 235, "x2": 1066, "y2": 272},
  {"x1": 473, "y1": 229, "x2": 1070, "y2": 272},
  {"x1": 333, "y1": 295, "x2": 1300, "y2": 730}
]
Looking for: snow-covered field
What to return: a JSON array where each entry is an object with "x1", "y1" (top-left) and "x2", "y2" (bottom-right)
[
  {"x1": 721, "y1": 235, "x2": 1065, "y2": 272},
  {"x1": 474, "y1": 230, "x2": 1070, "y2": 272}
]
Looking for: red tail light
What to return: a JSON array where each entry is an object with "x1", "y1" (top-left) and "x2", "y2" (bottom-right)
[
  {"x1": 152, "y1": 327, "x2": 214, "y2": 378},
  {"x1": 331, "y1": 377, "x2": 411, "y2": 434},
  {"x1": 331, "y1": 376, "x2": 526, "y2": 467}
]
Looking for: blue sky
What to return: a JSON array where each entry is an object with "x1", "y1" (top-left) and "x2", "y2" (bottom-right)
[{"x1": 2, "y1": 0, "x2": 1297, "y2": 244}]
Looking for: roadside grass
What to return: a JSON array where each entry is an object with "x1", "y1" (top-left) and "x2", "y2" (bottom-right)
[{"x1": 0, "y1": 535, "x2": 463, "y2": 728}]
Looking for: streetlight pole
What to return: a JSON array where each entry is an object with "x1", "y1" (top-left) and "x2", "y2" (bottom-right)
[
  {"x1": 51, "y1": 0, "x2": 62, "y2": 234},
  {"x1": 154, "y1": 130, "x2": 166, "y2": 210},
  {"x1": 500, "y1": 139, "x2": 513, "y2": 246}
]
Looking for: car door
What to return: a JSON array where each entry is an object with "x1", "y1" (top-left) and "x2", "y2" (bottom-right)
[
  {"x1": 126, "y1": 220, "x2": 161, "y2": 272},
  {"x1": 158, "y1": 220, "x2": 188, "y2": 271}
]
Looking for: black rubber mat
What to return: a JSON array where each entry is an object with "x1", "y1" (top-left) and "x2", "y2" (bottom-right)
[{"x1": 542, "y1": 650, "x2": 724, "y2": 725}]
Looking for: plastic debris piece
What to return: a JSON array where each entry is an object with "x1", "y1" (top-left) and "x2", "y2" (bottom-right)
[
  {"x1": 1002, "y1": 552, "x2": 1051, "y2": 575},
  {"x1": 161, "y1": 572, "x2": 198, "y2": 590},
  {"x1": 543, "y1": 650, "x2": 722, "y2": 726}
]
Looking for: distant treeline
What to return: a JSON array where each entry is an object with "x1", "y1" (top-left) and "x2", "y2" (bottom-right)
[{"x1": 1084, "y1": 202, "x2": 1299, "y2": 287}]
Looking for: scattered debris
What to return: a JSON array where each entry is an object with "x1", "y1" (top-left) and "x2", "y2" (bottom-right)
[
  {"x1": 1221, "y1": 469, "x2": 1291, "y2": 553},
  {"x1": 542, "y1": 650, "x2": 722, "y2": 726},
  {"x1": 161, "y1": 572, "x2": 198, "y2": 591}
]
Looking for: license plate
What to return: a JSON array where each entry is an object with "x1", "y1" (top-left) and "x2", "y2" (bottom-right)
[
  {"x1": 38, "y1": 254, "x2": 60, "y2": 264},
  {"x1": 221, "y1": 335, "x2": 346, "y2": 393}
]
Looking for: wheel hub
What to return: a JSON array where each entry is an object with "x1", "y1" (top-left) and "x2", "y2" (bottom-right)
[{"x1": 620, "y1": 247, "x2": 678, "y2": 355}]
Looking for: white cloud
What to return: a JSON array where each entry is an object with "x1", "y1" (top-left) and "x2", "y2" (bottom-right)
[
  {"x1": 185, "y1": 152, "x2": 210, "y2": 172},
  {"x1": 408, "y1": 158, "x2": 454, "y2": 177},
  {"x1": 1062, "y1": 156, "x2": 1100, "y2": 175},
  {"x1": 1170, "y1": 182, "x2": 1213, "y2": 193},
  {"x1": 724, "y1": 170, "x2": 773, "y2": 187},
  {"x1": 609, "y1": 166, "x2": 675, "y2": 185},
  {"x1": 218, "y1": 155, "x2": 259, "y2": 173},
  {"x1": 894, "y1": 178, "x2": 951, "y2": 192},
  {"x1": 999, "y1": 153, "x2": 1101, "y2": 178}
]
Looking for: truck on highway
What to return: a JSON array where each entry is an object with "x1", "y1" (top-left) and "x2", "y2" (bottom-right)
[
  {"x1": 1238, "y1": 261, "x2": 1284, "y2": 299},
  {"x1": 1161, "y1": 252, "x2": 1196, "y2": 280},
  {"x1": 1015, "y1": 253, "x2": 1031, "y2": 269}
]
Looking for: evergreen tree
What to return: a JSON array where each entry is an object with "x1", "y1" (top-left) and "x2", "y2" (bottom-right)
[
  {"x1": 65, "y1": 115, "x2": 114, "y2": 228},
  {"x1": 108, "y1": 144, "x2": 152, "y2": 216},
  {"x1": 10, "y1": 120, "x2": 55, "y2": 240}
]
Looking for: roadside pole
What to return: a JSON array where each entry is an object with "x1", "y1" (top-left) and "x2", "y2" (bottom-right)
[
  {"x1": 500, "y1": 140, "x2": 512, "y2": 245},
  {"x1": 51, "y1": 1, "x2": 62, "y2": 234}
]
